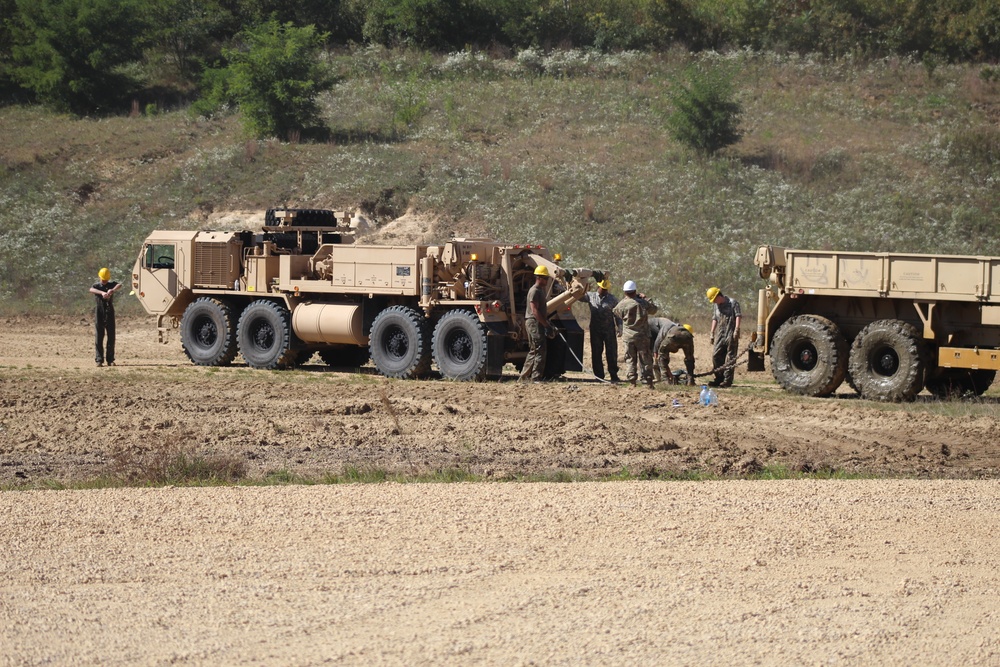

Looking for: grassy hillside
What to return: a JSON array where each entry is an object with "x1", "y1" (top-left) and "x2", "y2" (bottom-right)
[{"x1": 1, "y1": 47, "x2": 998, "y2": 323}]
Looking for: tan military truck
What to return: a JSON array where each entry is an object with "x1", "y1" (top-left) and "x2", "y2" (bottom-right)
[
  {"x1": 131, "y1": 208, "x2": 604, "y2": 380},
  {"x1": 751, "y1": 245, "x2": 1000, "y2": 401}
]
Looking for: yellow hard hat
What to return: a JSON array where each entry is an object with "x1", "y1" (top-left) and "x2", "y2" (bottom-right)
[
  {"x1": 682, "y1": 324, "x2": 694, "y2": 334},
  {"x1": 534, "y1": 265, "x2": 550, "y2": 277},
  {"x1": 98, "y1": 267, "x2": 111, "y2": 281},
  {"x1": 706, "y1": 286, "x2": 720, "y2": 302},
  {"x1": 597, "y1": 279, "x2": 611, "y2": 290}
]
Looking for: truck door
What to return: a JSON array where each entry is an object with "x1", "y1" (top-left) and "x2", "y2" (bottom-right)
[{"x1": 137, "y1": 241, "x2": 180, "y2": 314}]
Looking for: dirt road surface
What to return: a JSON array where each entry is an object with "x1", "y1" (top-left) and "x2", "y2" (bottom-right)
[{"x1": 2, "y1": 316, "x2": 1000, "y2": 665}]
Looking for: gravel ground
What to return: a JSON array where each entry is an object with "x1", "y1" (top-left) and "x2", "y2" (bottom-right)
[{"x1": 3, "y1": 480, "x2": 1000, "y2": 666}]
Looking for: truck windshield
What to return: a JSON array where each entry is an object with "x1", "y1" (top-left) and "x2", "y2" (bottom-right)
[{"x1": 145, "y1": 244, "x2": 175, "y2": 269}]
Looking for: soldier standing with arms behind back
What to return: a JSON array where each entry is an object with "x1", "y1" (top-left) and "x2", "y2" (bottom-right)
[
  {"x1": 519, "y1": 265, "x2": 554, "y2": 383},
  {"x1": 707, "y1": 286, "x2": 741, "y2": 387},
  {"x1": 586, "y1": 278, "x2": 621, "y2": 383},
  {"x1": 613, "y1": 280, "x2": 657, "y2": 389},
  {"x1": 90, "y1": 267, "x2": 122, "y2": 367}
]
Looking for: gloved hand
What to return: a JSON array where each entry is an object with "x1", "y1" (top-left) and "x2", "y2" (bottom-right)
[
  {"x1": 545, "y1": 325, "x2": 557, "y2": 339},
  {"x1": 709, "y1": 334, "x2": 715, "y2": 345},
  {"x1": 734, "y1": 329, "x2": 740, "y2": 340}
]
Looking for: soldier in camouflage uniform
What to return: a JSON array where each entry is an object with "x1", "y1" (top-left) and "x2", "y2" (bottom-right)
[
  {"x1": 585, "y1": 279, "x2": 621, "y2": 383},
  {"x1": 707, "y1": 286, "x2": 742, "y2": 387},
  {"x1": 519, "y1": 265, "x2": 554, "y2": 383},
  {"x1": 647, "y1": 316, "x2": 667, "y2": 382},
  {"x1": 612, "y1": 280, "x2": 657, "y2": 389},
  {"x1": 652, "y1": 318, "x2": 697, "y2": 385}
]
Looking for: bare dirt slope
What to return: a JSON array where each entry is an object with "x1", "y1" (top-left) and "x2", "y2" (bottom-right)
[
  {"x1": 1, "y1": 316, "x2": 999, "y2": 484},
  {"x1": 3, "y1": 317, "x2": 1000, "y2": 665}
]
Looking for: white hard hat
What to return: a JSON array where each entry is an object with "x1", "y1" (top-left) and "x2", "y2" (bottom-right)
[{"x1": 623, "y1": 280, "x2": 637, "y2": 292}]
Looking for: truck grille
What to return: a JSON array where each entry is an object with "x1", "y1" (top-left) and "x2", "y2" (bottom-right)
[{"x1": 194, "y1": 242, "x2": 235, "y2": 288}]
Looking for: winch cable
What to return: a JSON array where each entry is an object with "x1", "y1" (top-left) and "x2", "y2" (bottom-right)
[
  {"x1": 556, "y1": 330, "x2": 757, "y2": 385},
  {"x1": 556, "y1": 330, "x2": 612, "y2": 384}
]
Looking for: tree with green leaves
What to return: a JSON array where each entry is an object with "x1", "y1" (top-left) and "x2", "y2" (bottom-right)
[
  {"x1": 360, "y1": 0, "x2": 501, "y2": 50},
  {"x1": 9, "y1": 0, "x2": 149, "y2": 114},
  {"x1": 144, "y1": 0, "x2": 237, "y2": 88},
  {"x1": 667, "y1": 64, "x2": 742, "y2": 156},
  {"x1": 222, "y1": 19, "x2": 332, "y2": 140}
]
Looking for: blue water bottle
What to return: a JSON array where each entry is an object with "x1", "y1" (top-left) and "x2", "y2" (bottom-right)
[{"x1": 699, "y1": 385, "x2": 709, "y2": 406}]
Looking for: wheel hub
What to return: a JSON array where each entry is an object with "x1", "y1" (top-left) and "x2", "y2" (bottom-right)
[
  {"x1": 874, "y1": 347, "x2": 900, "y2": 376},
  {"x1": 447, "y1": 332, "x2": 472, "y2": 362},
  {"x1": 793, "y1": 343, "x2": 818, "y2": 371},
  {"x1": 387, "y1": 329, "x2": 408, "y2": 359},
  {"x1": 252, "y1": 323, "x2": 274, "y2": 350},
  {"x1": 196, "y1": 319, "x2": 217, "y2": 346}
]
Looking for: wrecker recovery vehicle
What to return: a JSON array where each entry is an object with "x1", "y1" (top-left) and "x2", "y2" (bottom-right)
[
  {"x1": 752, "y1": 244, "x2": 1000, "y2": 401},
  {"x1": 131, "y1": 209, "x2": 604, "y2": 380}
]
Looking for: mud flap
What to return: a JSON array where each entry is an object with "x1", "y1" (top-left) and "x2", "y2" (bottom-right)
[
  {"x1": 484, "y1": 321, "x2": 508, "y2": 378},
  {"x1": 560, "y1": 318, "x2": 584, "y2": 372},
  {"x1": 747, "y1": 349, "x2": 766, "y2": 372},
  {"x1": 544, "y1": 318, "x2": 584, "y2": 377}
]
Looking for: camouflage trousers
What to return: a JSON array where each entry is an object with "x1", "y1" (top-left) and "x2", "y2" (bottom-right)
[
  {"x1": 623, "y1": 334, "x2": 654, "y2": 385},
  {"x1": 656, "y1": 328, "x2": 696, "y2": 385},
  {"x1": 712, "y1": 334, "x2": 739, "y2": 385},
  {"x1": 519, "y1": 319, "x2": 547, "y2": 382}
]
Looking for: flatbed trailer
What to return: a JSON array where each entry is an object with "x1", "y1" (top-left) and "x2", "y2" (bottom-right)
[{"x1": 751, "y1": 245, "x2": 1000, "y2": 401}]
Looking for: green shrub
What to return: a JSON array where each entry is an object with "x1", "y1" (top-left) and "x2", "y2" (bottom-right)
[
  {"x1": 666, "y1": 63, "x2": 742, "y2": 156},
  {"x1": 223, "y1": 19, "x2": 333, "y2": 140}
]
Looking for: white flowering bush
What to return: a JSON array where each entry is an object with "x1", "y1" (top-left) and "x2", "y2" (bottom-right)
[{"x1": 437, "y1": 51, "x2": 498, "y2": 78}]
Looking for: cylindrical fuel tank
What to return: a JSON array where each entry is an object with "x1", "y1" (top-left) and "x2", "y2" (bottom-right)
[{"x1": 292, "y1": 303, "x2": 367, "y2": 345}]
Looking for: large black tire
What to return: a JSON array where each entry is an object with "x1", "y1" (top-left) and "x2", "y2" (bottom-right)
[
  {"x1": 925, "y1": 369, "x2": 995, "y2": 398},
  {"x1": 237, "y1": 300, "x2": 298, "y2": 370},
  {"x1": 319, "y1": 345, "x2": 371, "y2": 369},
  {"x1": 180, "y1": 297, "x2": 238, "y2": 366},
  {"x1": 432, "y1": 310, "x2": 488, "y2": 381},
  {"x1": 369, "y1": 306, "x2": 431, "y2": 379},
  {"x1": 769, "y1": 315, "x2": 848, "y2": 397},
  {"x1": 848, "y1": 320, "x2": 926, "y2": 402}
]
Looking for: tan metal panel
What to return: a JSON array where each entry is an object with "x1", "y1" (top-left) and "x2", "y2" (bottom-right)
[
  {"x1": 982, "y1": 306, "x2": 1000, "y2": 326},
  {"x1": 789, "y1": 253, "x2": 837, "y2": 289},
  {"x1": 989, "y1": 260, "x2": 1000, "y2": 298},
  {"x1": 931, "y1": 257, "x2": 981, "y2": 296},
  {"x1": 330, "y1": 263, "x2": 356, "y2": 286},
  {"x1": 245, "y1": 256, "x2": 278, "y2": 292},
  {"x1": 887, "y1": 257, "x2": 937, "y2": 293},
  {"x1": 325, "y1": 245, "x2": 422, "y2": 292},
  {"x1": 390, "y1": 264, "x2": 416, "y2": 290},
  {"x1": 838, "y1": 256, "x2": 882, "y2": 291},
  {"x1": 357, "y1": 263, "x2": 391, "y2": 288},
  {"x1": 938, "y1": 346, "x2": 1000, "y2": 370}
]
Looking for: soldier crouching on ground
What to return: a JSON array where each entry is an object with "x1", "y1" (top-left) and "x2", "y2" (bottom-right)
[
  {"x1": 613, "y1": 280, "x2": 657, "y2": 389},
  {"x1": 652, "y1": 319, "x2": 697, "y2": 385}
]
